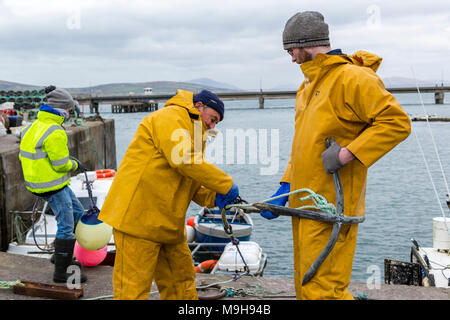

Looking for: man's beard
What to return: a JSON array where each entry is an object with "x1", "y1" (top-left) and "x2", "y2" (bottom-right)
[{"x1": 297, "y1": 49, "x2": 313, "y2": 64}]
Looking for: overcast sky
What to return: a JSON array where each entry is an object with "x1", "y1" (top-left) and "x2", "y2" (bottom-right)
[{"x1": 0, "y1": 0, "x2": 449, "y2": 90}]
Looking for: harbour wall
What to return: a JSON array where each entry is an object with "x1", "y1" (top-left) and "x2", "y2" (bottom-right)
[{"x1": 0, "y1": 119, "x2": 116, "y2": 251}]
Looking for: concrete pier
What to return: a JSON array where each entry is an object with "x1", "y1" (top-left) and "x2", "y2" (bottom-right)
[
  {"x1": 435, "y1": 91, "x2": 444, "y2": 104},
  {"x1": 0, "y1": 252, "x2": 448, "y2": 300},
  {"x1": 111, "y1": 101, "x2": 158, "y2": 113},
  {"x1": 0, "y1": 119, "x2": 117, "y2": 251}
]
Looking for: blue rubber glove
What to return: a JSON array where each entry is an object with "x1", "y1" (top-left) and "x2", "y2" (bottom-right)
[
  {"x1": 215, "y1": 183, "x2": 239, "y2": 209},
  {"x1": 260, "y1": 182, "x2": 290, "y2": 220}
]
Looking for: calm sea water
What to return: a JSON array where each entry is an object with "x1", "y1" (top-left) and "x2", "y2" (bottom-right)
[{"x1": 88, "y1": 92, "x2": 450, "y2": 283}]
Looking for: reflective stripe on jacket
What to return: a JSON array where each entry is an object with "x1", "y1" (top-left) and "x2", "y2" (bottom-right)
[{"x1": 19, "y1": 110, "x2": 78, "y2": 193}]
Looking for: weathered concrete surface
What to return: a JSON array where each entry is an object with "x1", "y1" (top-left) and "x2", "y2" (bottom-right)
[
  {"x1": 0, "y1": 252, "x2": 448, "y2": 300},
  {"x1": 0, "y1": 119, "x2": 116, "y2": 251}
]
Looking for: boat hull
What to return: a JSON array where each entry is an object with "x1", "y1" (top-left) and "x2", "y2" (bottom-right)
[{"x1": 193, "y1": 208, "x2": 253, "y2": 252}]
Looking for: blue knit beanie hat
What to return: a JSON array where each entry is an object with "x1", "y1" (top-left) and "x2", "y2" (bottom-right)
[{"x1": 193, "y1": 89, "x2": 224, "y2": 121}]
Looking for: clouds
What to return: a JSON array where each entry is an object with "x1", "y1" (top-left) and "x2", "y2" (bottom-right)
[{"x1": 0, "y1": 0, "x2": 448, "y2": 89}]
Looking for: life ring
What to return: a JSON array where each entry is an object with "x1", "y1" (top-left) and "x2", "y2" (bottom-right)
[
  {"x1": 186, "y1": 216, "x2": 195, "y2": 228},
  {"x1": 195, "y1": 260, "x2": 218, "y2": 273},
  {"x1": 95, "y1": 169, "x2": 116, "y2": 179}
]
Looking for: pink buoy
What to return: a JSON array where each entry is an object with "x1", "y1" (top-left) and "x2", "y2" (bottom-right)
[{"x1": 74, "y1": 241, "x2": 107, "y2": 267}]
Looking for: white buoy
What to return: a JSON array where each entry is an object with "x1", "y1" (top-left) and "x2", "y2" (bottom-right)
[
  {"x1": 75, "y1": 213, "x2": 112, "y2": 251},
  {"x1": 186, "y1": 225, "x2": 195, "y2": 243}
]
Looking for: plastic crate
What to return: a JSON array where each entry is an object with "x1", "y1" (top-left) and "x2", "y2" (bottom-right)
[{"x1": 384, "y1": 258, "x2": 422, "y2": 286}]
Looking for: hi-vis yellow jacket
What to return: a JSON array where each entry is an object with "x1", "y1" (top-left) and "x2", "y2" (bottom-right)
[
  {"x1": 99, "y1": 90, "x2": 233, "y2": 244},
  {"x1": 19, "y1": 109, "x2": 78, "y2": 194}
]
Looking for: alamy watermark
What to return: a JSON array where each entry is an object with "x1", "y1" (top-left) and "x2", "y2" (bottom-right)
[
  {"x1": 366, "y1": 4, "x2": 382, "y2": 30},
  {"x1": 366, "y1": 264, "x2": 381, "y2": 290},
  {"x1": 66, "y1": 265, "x2": 82, "y2": 290},
  {"x1": 67, "y1": 2, "x2": 81, "y2": 30},
  {"x1": 170, "y1": 121, "x2": 280, "y2": 176}
]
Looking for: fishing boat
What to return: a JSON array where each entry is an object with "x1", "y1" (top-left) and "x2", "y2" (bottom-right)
[
  {"x1": 193, "y1": 207, "x2": 253, "y2": 246},
  {"x1": 385, "y1": 86, "x2": 450, "y2": 288},
  {"x1": 187, "y1": 207, "x2": 267, "y2": 276},
  {"x1": 385, "y1": 217, "x2": 450, "y2": 288}
]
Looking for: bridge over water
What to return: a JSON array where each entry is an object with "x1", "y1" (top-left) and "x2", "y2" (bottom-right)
[{"x1": 74, "y1": 85, "x2": 450, "y2": 113}]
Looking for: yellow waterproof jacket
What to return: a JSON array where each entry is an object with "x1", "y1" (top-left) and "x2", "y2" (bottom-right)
[
  {"x1": 284, "y1": 51, "x2": 411, "y2": 300},
  {"x1": 282, "y1": 50, "x2": 411, "y2": 217},
  {"x1": 19, "y1": 109, "x2": 78, "y2": 194},
  {"x1": 99, "y1": 90, "x2": 233, "y2": 244}
]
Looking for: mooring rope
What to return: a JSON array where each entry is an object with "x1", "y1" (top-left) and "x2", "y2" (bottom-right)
[{"x1": 226, "y1": 188, "x2": 336, "y2": 215}]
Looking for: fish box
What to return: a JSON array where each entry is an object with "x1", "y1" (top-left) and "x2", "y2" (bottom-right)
[{"x1": 215, "y1": 241, "x2": 263, "y2": 273}]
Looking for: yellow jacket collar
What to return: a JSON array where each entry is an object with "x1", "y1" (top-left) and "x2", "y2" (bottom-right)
[
  {"x1": 164, "y1": 89, "x2": 207, "y2": 131},
  {"x1": 37, "y1": 109, "x2": 65, "y2": 126},
  {"x1": 301, "y1": 50, "x2": 382, "y2": 81}
]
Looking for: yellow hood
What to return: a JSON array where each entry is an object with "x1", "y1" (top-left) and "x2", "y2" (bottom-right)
[
  {"x1": 301, "y1": 50, "x2": 383, "y2": 82},
  {"x1": 347, "y1": 50, "x2": 382, "y2": 72},
  {"x1": 164, "y1": 89, "x2": 207, "y2": 130},
  {"x1": 165, "y1": 89, "x2": 197, "y2": 112}
]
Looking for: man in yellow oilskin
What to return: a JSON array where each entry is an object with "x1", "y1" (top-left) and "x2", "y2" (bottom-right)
[
  {"x1": 98, "y1": 89, "x2": 239, "y2": 300},
  {"x1": 259, "y1": 11, "x2": 411, "y2": 300}
]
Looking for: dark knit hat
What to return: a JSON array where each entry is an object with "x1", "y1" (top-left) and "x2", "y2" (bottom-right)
[
  {"x1": 46, "y1": 87, "x2": 75, "y2": 110},
  {"x1": 282, "y1": 11, "x2": 330, "y2": 50},
  {"x1": 193, "y1": 89, "x2": 225, "y2": 121}
]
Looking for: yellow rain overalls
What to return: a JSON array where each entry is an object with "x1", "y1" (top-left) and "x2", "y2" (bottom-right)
[
  {"x1": 281, "y1": 51, "x2": 411, "y2": 299},
  {"x1": 98, "y1": 90, "x2": 233, "y2": 300}
]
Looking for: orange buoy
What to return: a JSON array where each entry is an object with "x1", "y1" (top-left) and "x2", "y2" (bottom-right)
[
  {"x1": 195, "y1": 260, "x2": 218, "y2": 273},
  {"x1": 96, "y1": 169, "x2": 116, "y2": 179},
  {"x1": 187, "y1": 216, "x2": 195, "y2": 228}
]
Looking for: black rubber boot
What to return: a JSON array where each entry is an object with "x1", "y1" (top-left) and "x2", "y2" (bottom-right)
[
  {"x1": 53, "y1": 238, "x2": 87, "y2": 283},
  {"x1": 50, "y1": 253, "x2": 82, "y2": 267}
]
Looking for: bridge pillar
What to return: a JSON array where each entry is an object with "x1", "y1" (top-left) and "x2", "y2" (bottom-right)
[
  {"x1": 435, "y1": 91, "x2": 444, "y2": 104},
  {"x1": 259, "y1": 95, "x2": 264, "y2": 109},
  {"x1": 89, "y1": 101, "x2": 99, "y2": 114}
]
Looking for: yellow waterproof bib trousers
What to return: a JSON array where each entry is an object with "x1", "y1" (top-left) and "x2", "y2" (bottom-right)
[{"x1": 112, "y1": 229, "x2": 198, "y2": 300}]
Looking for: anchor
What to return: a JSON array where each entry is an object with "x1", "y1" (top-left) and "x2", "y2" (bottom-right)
[{"x1": 250, "y1": 138, "x2": 365, "y2": 285}]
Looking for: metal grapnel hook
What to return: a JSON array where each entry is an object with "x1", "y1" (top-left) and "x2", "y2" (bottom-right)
[{"x1": 251, "y1": 137, "x2": 365, "y2": 285}]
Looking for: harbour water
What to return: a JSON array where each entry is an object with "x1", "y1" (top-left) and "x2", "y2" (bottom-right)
[{"x1": 88, "y1": 92, "x2": 450, "y2": 283}]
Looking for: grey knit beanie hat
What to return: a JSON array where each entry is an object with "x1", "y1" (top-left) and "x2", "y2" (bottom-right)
[
  {"x1": 283, "y1": 11, "x2": 330, "y2": 50},
  {"x1": 46, "y1": 88, "x2": 75, "y2": 110}
]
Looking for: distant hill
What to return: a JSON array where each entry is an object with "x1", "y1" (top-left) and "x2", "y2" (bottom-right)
[
  {"x1": 187, "y1": 78, "x2": 243, "y2": 91},
  {"x1": 0, "y1": 80, "x2": 239, "y2": 96},
  {"x1": 66, "y1": 81, "x2": 239, "y2": 95},
  {"x1": 0, "y1": 80, "x2": 41, "y2": 91}
]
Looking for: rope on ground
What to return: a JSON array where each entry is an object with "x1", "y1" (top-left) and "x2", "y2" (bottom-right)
[
  {"x1": 82, "y1": 290, "x2": 160, "y2": 300},
  {"x1": 222, "y1": 283, "x2": 287, "y2": 298},
  {"x1": 0, "y1": 280, "x2": 24, "y2": 289}
]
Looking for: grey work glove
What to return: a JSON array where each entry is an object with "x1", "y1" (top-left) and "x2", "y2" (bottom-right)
[{"x1": 321, "y1": 139, "x2": 344, "y2": 174}]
